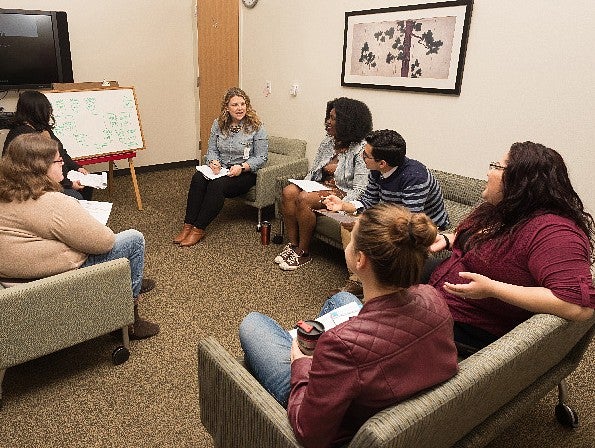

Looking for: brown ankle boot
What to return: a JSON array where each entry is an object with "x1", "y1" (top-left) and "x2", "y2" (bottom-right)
[
  {"x1": 173, "y1": 223, "x2": 193, "y2": 244},
  {"x1": 179, "y1": 226, "x2": 205, "y2": 247},
  {"x1": 129, "y1": 304, "x2": 160, "y2": 340}
]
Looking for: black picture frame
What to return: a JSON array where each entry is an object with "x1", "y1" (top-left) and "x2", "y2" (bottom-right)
[{"x1": 341, "y1": 0, "x2": 473, "y2": 95}]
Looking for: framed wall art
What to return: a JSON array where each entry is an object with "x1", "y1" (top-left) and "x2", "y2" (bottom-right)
[{"x1": 341, "y1": 0, "x2": 473, "y2": 95}]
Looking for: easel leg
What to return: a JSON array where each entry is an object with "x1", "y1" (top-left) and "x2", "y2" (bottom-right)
[
  {"x1": 128, "y1": 158, "x2": 143, "y2": 211},
  {"x1": 108, "y1": 160, "x2": 114, "y2": 197}
]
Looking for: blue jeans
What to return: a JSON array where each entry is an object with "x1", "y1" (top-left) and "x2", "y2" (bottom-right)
[
  {"x1": 80, "y1": 229, "x2": 145, "y2": 298},
  {"x1": 239, "y1": 292, "x2": 362, "y2": 407}
]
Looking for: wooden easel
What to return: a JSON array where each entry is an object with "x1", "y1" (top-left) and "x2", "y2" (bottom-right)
[
  {"x1": 75, "y1": 151, "x2": 143, "y2": 210},
  {"x1": 50, "y1": 82, "x2": 144, "y2": 210}
]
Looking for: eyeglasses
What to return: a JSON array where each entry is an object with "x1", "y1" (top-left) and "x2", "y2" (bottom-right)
[
  {"x1": 362, "y1": 151, "x2": 376, "y2": 161},
  {"x1": 489, "y1": 162, "x2": 506, "y2": 171},
  {"x1": 53, "y1": 157, "x2": 64, "y2": 164}
]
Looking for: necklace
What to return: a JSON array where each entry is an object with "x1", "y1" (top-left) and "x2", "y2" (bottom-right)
[{"x1": 230, "y1": 124, "x2": 241, "y2": 133}]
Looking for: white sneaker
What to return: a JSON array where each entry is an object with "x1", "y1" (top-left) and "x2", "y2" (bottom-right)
[
  {"x1": 274, "y1": 243, "x2": 296, "y2": 264},
  {"x1": 279, "y1": 251, "x2": 312, "y2": 271}
]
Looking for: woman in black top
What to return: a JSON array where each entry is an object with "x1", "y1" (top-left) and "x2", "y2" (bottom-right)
[{"x1": 2, "y1": 90, "x2": 93, "y2": 200}]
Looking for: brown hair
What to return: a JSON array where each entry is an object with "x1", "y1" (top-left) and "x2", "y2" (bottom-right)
[
  {"x1": 217, "y1": 87, "x2": 262, "y2": 135},
  {"x1": 0, "y1": 133, "x2": 62, "y2": 202},
  {"x1": 352, "y1": 203, "x2": 437, "y2": 288},
  {"x1": 459, "y1": 141, "x2": 594, "y2": 256}
]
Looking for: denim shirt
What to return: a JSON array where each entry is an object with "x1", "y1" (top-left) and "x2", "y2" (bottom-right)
[
  {"x1": 304, "y1": 136, "x2": 368, "y2": 202},
  {"x1": 205, "y1": 119, "x2": 268, "y2": 172}
]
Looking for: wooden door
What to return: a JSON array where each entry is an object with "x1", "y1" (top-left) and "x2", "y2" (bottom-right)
[{"x1": 197, "y1": 0, "x2": 239, "y2": 154}]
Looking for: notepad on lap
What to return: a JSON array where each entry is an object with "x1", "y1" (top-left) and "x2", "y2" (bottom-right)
[
  {"x1": 288, "y1": 301, "x2": 362, "y2": 338},
  {"x1": 196, "y1": 165, "x2": 229, "y2": 180},
  {"x1": 78, "y1": 200, "x2": 113, "y2": 225}
]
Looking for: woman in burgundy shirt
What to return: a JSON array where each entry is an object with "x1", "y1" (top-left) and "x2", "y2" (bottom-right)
[
  {"x1": 240, "y1": 204, "x2": 458, "y2": 447},
  {"x1": 428, "y1": 141, "x2": 595, "y2": 356}
]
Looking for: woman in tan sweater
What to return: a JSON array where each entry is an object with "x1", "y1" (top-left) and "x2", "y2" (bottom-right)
[{"x1": 0, "y1": 133, "x2": 158, "y2": 339}]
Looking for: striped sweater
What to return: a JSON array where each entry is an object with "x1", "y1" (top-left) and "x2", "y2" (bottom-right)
[{"x1": 357, "y1": 157, "x2": 450, "y2": 229}]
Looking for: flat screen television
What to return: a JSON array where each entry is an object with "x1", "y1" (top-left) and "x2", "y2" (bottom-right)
[{"x1": 0, "y1": 9, "x2": 74, "y2": 90}]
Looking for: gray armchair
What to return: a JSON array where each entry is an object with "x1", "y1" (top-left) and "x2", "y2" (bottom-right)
[
  {"x1": 240, "y1": 135, "x2": 308, "y2": 226},
  {"x1": 198, "y1": 314, "x2": 595, "y2": 448},
  {"x1": 0, "y1": 258, "x2": 134, "y2": 407}
]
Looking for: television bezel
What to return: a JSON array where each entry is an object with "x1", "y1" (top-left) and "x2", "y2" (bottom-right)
[{"x1": 0, "y1": 8, "x2": 74, "y2": 91}]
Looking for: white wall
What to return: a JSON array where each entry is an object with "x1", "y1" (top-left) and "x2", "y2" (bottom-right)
[
  {"x1": 0, "y1": 0, "x2": 199, "y2": 168},
  {"x1": 240, "y1": 0, "x2": 595, "y2": 215}
]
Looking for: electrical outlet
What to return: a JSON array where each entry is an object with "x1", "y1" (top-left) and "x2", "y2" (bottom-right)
[
  {"x1": 266, "y1": 81, "x2": 272, "y2": 94},
  {"x1": 290, "y1": 84, "x2": 299, "y2": 96}
]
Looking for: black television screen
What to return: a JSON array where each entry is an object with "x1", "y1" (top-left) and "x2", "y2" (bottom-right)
[{"x1": 0, "y1": 9, "x2": 74, "y2": 90}]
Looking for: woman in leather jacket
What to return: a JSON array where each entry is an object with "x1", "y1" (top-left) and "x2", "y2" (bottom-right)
[{"x1": 240, "y1": 203, "x2": 458, "y2": 448}]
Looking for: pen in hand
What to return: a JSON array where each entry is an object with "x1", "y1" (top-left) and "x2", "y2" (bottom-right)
[{"x1": 209, "y1": 160, "x2": 222, "y2": 175}]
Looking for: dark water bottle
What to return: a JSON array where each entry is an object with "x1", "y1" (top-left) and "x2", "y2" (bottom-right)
[{"x1": 260, "y1": 221, "x2": 271, "y2": 245}]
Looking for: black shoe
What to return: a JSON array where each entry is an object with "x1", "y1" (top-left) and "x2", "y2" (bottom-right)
[
  {"x1": 140, "y1": 278, "x2": 156, "y2": 294},
  {"x1": 129, "y1": 304, "x2": 160, "y2": 340}
]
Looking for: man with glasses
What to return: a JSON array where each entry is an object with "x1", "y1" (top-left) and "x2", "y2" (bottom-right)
[{"x1": 323, "y1": 129, "x2": 449, "y2": 295}]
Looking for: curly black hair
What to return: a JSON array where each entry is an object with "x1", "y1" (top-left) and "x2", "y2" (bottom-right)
[
  {"x1": 326, "y1": 97, "x2": 372, "y2": 146},
  {"x1": 460, "y1": 141, "x2": 595, "y2": 255}
]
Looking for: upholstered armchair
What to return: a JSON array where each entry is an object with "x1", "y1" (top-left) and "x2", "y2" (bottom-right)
[
  {"x1": 198, "y1": 314, "x2": 595, "y2": 447},
  {"x1": 0, "y1": 258, "x2": 134, "y2": 408},
  {"x1": 240, "y1": 135, "x2": 308, "y2": 227}
]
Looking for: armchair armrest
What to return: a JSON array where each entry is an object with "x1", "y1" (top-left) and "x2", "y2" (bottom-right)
[
  {"x1": 274, "y1": 173, "x2": 309, "y2": 218},
  {"x1": 198, "y1": 336, "x2": 301, "y2": 448},
  {"x1": 249, "y1": 159, "x2": 309, "y2": 209},
  {"x1": 0, "y1": 258, "x2": 134, "y2": 370}
]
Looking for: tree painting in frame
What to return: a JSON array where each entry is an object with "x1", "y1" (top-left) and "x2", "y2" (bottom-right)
[{"x1": 341, "y1": 0, "x2": 473, "y2": 95}]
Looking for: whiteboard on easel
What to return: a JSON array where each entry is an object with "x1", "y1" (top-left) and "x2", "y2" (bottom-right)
[{"x1": 45, "y1": 87, "x2": 145, "y2": 159}]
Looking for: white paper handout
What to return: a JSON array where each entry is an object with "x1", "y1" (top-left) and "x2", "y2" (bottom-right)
[
  {"x1": 288, "y1": 179, "x2": 331, "y2": 193},
  {"x1": 79, "y1": 200, "x2": 113, "y2": 225},
  {"x1": 67, "y1": 170, "x2": 108, "y2": 189},
  {"x1": 196, "y1": 165, "x2": 229, "y2": 180},
  {"x1": 289, "y1": 301, "x2": 362, "y2": 338}
]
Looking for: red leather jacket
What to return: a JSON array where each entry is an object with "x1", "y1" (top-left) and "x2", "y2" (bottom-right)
[{"x1": 288, "y1": 285, "x2": 459, "y2": 448}]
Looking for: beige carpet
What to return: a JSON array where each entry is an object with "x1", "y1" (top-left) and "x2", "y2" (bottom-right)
[{"x1": 0, "y1": 166, "x2": 593, "y2": 447}]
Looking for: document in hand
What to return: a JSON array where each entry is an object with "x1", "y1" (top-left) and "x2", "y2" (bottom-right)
[
  {"x1": 288, "y1": 301, "x2": 362, "y2": 338},
  {"x1": 196, "y1": 165, "x2": 229, "y2": 180},
  {"x1": 67, "y1": 171, "x2": 108, "y2": 189},
  {"x1": 288, "y1": 179, "x2": 331, "y2": 193}
]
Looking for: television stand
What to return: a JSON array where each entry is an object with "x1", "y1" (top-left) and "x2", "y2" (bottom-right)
[{"x1": 0, "y1": 112, "x2": 14, "y2": 130}]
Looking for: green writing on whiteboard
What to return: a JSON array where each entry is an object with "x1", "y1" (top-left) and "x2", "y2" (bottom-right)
[{"x1": 46, "y1": 88, "x2": 144, "y2": 159}]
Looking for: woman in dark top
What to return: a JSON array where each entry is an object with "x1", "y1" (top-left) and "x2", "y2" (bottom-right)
[
  {"x1": 427, "y1": 141, "x2": 595, "y2": 356},
  {"x1": 2, "y1": 90, "x2": 93, "y2": 200}
]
